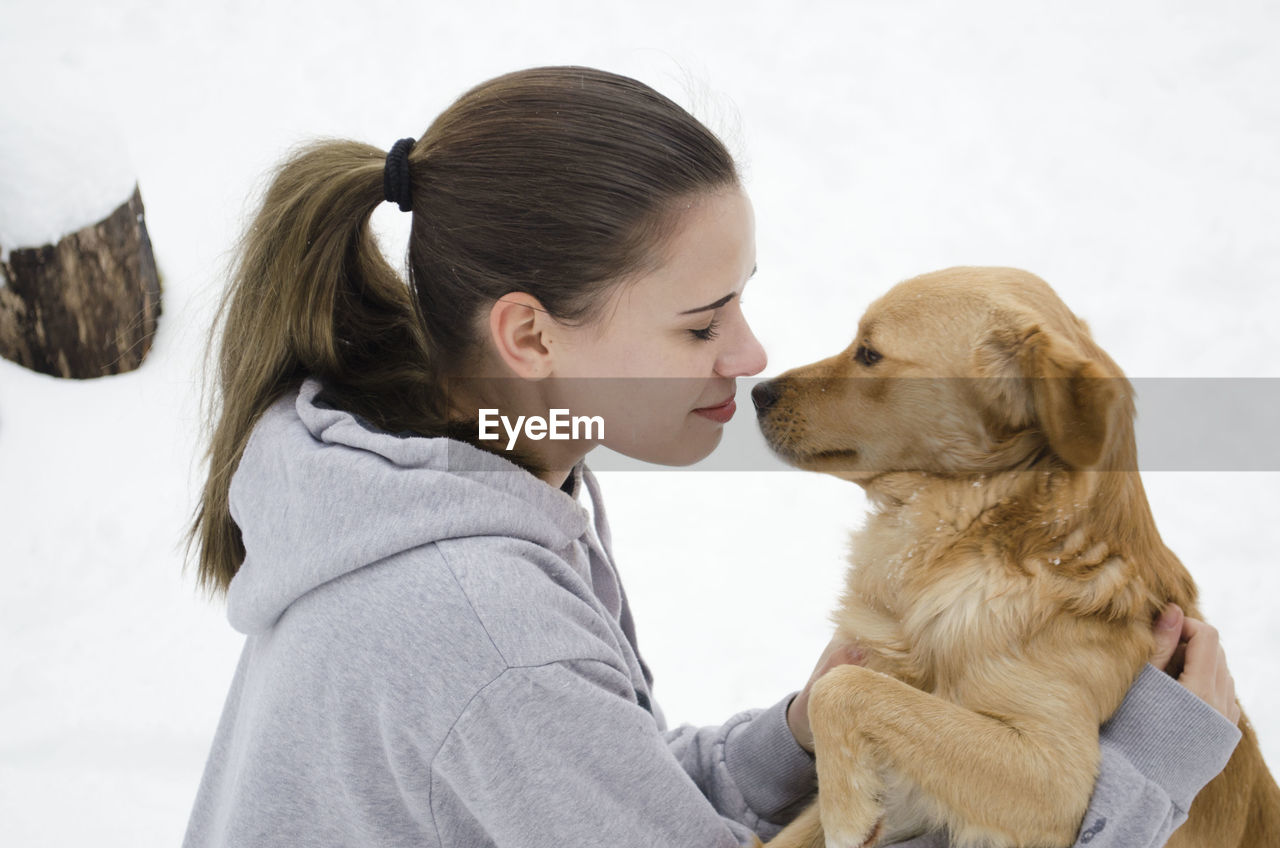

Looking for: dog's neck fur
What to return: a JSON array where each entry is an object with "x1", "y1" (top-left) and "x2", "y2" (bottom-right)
[
  {"x1": 860, "y1": 421, "x2": 1187, "y2": 594},
  {"x1": 866, "y1": 467, "x2": 1090, "y2": 549}
]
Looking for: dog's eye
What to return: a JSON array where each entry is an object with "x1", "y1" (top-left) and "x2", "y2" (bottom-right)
[{"x1": 855, "y1": 344, "x2": 883, "y2": 366}]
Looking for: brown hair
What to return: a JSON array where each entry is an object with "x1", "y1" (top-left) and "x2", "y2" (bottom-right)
[{"x1": 189, "y1": 66, "x2": 739, "y2": 595}]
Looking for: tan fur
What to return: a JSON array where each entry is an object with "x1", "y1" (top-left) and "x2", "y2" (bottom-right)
[{"x1": 756, "y1": 268, "x2": 1279, "y2": 848}]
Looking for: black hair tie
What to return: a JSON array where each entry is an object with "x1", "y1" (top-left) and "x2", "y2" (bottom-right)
[{"x1": 383, "y1": 137, "x2": 416, "y2": 212}]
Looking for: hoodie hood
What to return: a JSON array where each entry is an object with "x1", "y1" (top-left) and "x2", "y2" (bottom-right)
[{"x1": 226, "y1": 378, "x2": 595, "y2": 634}]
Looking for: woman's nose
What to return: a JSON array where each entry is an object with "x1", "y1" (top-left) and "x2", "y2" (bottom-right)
[{"x1": 715, "y1": 316, "x2": 767, "y2": 378}]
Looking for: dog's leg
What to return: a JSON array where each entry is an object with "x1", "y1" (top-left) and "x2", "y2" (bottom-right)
[
  {"x1": 815, "y1": 733, "x2": 884, "y2": 848},
  {"x1": 808, "y1": 665, "x2": 1098, "y2": 847},
  {"x1": 761, "y1": 801, "x2": 827, "y2": 848}
]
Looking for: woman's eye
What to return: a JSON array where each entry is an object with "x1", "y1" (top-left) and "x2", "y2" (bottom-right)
[
  {"x1": 855, "y1": 344, "x2": 882, "y2": 366},
  {"x1": 689, "y1": 319, "x2": 721, "y2": 342}
]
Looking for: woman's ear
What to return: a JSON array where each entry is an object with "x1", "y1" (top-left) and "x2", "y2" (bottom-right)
[{"x1": 487, "y1": 292, "x2": 553, "y2": 379}]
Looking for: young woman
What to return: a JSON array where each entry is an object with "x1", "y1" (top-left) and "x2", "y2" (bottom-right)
[{"x1": 183, "y1": 66, "x2": 1241, "y2": 847}]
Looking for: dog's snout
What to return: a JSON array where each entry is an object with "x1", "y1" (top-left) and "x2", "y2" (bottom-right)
[{"x1": 751, "y1": 380, "x2": 780, "y2": 413}]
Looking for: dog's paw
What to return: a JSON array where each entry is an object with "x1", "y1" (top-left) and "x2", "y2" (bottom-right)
[
  {"x1": 819, "y1": 786, "x2": 884, "y2": 848},
  {"x1": 823, "y1": 815, "x2": 882, "y2": 848}
]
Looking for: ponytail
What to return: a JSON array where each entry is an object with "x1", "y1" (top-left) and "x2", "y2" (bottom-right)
[{"x1": 189, "y1": 140, "x2": 439, "y2": 596}]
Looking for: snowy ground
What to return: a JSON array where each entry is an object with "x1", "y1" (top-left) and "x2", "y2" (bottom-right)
[{"x1": 2, "y1": 1, "x2": 1278, "y2": 845}]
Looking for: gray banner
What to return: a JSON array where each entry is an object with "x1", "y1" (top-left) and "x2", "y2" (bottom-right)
[{"x1": 439, "y1": 378, "x2": 1280, "y2": 472}]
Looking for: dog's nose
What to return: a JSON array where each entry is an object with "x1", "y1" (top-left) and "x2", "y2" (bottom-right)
[{"x1": 751, "y1": 380, "x2": 779, "y2": 412}]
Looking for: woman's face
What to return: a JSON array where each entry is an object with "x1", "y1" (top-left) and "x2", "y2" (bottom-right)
[{"x1": 543, "y1": 187, "x2": 767, "y2": 465}]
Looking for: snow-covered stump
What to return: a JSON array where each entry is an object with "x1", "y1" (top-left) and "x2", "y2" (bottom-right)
[
  {"x1": 0, "y1": 185, "x2": 160, "y2": 378},
  {"x1": 0, "y1": 85, "x2": 161, "y2": 379}
]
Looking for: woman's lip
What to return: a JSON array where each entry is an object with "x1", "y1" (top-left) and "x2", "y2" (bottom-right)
[
  {"x1": 694, "y1": 394, "x2": 735, "y2": 411},
  {"x1": 693, "y1": 396, "x2": 736, "y2": 423}
]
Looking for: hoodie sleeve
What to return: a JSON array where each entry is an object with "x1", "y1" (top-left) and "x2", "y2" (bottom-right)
[
  {"x1": 1061, "y1": 663, "x2": 1241, "y2": 847},
  {"x1": 880, "y1": 664, "x2": 1243, "y2": 848},
  {"x1": 430, "y1": 658, "x2": 804, "y2": 847},
  {"x1": 661, "y1": 692, "x2": 818, "y2": 838}
]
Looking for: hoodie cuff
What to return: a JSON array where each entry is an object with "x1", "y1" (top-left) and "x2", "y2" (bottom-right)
[
  {"x1": 724, "y1": 692, "x2": 818, "y2": 823},
  {"x1": 1099, "y1": 663, "x2": 1241, "y2": 812}
]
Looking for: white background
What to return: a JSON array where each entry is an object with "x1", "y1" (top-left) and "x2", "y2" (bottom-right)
[{"x1": 2, "y1": 1, "x2": 1277, "y2": 844}]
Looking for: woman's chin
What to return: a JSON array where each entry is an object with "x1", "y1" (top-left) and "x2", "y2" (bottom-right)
[{"x1": 601, "y1": 427, "x2": 724, "y2": 468}]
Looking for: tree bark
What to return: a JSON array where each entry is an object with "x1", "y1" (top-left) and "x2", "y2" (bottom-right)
[{"x1": 0, "y1": 185, "x2": 161, "y2": 378}]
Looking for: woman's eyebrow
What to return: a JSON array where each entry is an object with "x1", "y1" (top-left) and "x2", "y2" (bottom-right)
[
  {"x1": 677, "y1": 265, "x2": 758, "y2": 315},
  {"x1": 679, "y1": 293, "x2": 735, "y2": 315}
]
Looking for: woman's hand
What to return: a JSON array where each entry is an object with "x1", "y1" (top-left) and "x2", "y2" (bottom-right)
[
  {"x1": 1150, "y1": 603, "x2": 1242, "y2": 725},
  {"x1": 787, "y1": 638, "x2": 866, "y2": 753}
]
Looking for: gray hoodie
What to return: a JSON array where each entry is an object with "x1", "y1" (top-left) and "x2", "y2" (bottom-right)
[{"x1": 182, "y1": 379, "x2": 1240, "y2": 847}]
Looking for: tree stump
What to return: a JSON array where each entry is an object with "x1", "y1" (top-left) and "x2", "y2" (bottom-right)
[{"x1": 0, "y1": 185, "x2": 161, "y2": 379}]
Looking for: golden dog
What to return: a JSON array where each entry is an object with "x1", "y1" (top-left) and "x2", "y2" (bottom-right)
[{"x1": 751, "y1": 267, "x2": 1278, "y2": 847}]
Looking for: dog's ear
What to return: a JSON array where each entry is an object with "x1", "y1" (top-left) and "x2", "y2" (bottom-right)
[
  {"x1": 1024, "y1": 329, "x2": 1124, "y2": 469},
  {"x1": 977, "y1": 322, "x2": 1125, "y2": 469}
]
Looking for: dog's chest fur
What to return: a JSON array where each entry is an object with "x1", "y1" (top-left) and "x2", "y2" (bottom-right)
[{"x1": 831, "y1": 474, "x2": 1106, "y2": 696}]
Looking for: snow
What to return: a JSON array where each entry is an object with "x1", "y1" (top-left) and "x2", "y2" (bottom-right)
[
  {"x1": 0, "y1": 74, "x2": 137, "y2": 262},
  {"x1": 1, "y1": 1, "x2": 1277, "y2": 845}
]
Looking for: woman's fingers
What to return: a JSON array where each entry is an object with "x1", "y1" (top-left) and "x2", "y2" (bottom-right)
[
  {"x1": 1150, "y1": 611, "x2": 1241, "y2": 725},
  {"x1": 1178, "y1": 617, "x2": 1219, "y2": 687},
  {"x1": 1214, "y1": 641, "x2": 1242, "y2": 724},
  {"x1": 1173, "y1": 616, "x2": 1241, "y2": 726},
  {"x1": 1149, "y1": 603, "x2": 1184, "y2": 671},
  {"x1": 787, "y1": 638, "x2": 866, "y2": 752},
  {"x1": 815, "y1": 642, "x2": 866, "y2": 681}
]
